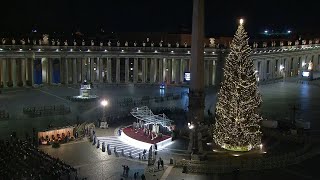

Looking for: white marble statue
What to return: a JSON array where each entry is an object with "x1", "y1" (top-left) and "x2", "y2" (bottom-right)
[
  {"x1": 133, "y1": 41, "x2": 137, "y2": 47},
  {"x1": 33, "y1": 40, "x2": 37, "y2": 45},
  {"x1": 27, "y1": 38, "x2": 30, "y2": 44},
  {"x1": 64, "y1": 40, "x2": 68, "y2": 46},
  {"x1": 159, "y1": 41, "x2": 163, "y2": 47},
  {"x1": 125, "y1": 41, "x2": 128, "y2": 47},
  {"x1": 167, "y1": 43, "x2": 171, "y2": 47},
  {"x1": 38, "y1": 39, "x2": 42, "y2": 45},
  {"x1": 100, "y1": 42, "x2": 103, "y2": 46},
  {"x1": 309, "y1": 40, "x2": 313, "y2": 44},
  {"x1": 117, "y1": 41, "x2": 120, "y2": 47},
  {"x1": 280, "y1": 41, "x2": 284, "y2": 46},
  {"x1": 209, "y1": 38, "x2": 215, "y2": 47},
  {"x1": 42, "y1": 34, "x2": 49, "y2": 45},
  {"x1": 57, "y1": 40, "x2": 60, "y2": 46},
  {"x1": 142, "y1": 42, "x2": 146, "y2": 47},
  {"x1": 21, "y1": 39, "x2": 25, "y2": 45},
  {"x1": 302, "y1": 40, "x2": 306, "y2": 45},
  {"x1": 184, "y1": 42, "x2": 188, "y2": 48},
  {"x1": 295, "y1": 40, "x2": 299, "y2": 45},
  {"x1": 108, "y1": 41, "x2": 111, "y2": 47},
  {"x1": 12, "y1": 39, "x2": 15, "y2": 45},
  {"x1": 51, "y1": 40, "x2": 55, "y2": 46},
  {"x1": 151, "y1": 42, "x2": 154, "y2": 47},
  {"x1": 82, "y1": 40, "x2": 85, "y2": 46},
  {"x1": 288, "y1": 41, "x2": 292, "y2": 46},
  {"x1": 91, "y1": 40, "x2": 94, "y2": 46},
  {"x1": 1, "y1": 38, "x2": 5, "y2": 45},
  {"x1": 176, "y1": 42, "x2": 179, "y2": 48},
  {"x1": 263, "y1": 42, "x2": 267, "y2": 48},
  {"x1": 74, "y1": 40, "x2": 77, "y2": 46}
]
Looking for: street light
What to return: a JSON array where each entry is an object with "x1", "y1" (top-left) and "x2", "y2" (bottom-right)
[
  {"x1": 101, "y1": 99, "x2": 108, "y2": 107},
  {"x1": 100, "y1": 99, "x2": 109, "y2": 128}
]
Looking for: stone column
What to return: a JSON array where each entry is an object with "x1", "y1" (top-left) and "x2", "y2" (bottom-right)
[
  {"x1": 77, "y1": 59, "x2": 81, "y2": 82},
  {"x1": 81, "y1": 58, "x2": 86, "y2": 82},
  {"x1": 150, "y1": 59, "x2": 154, "y2": 83},
  {"x1": 125, "y1": 58, "x2": 129, "y2": 83},
  {"x1": 261, "y1": 60, "x2": 266, "y2": 81},
  {"x1": 25, "y1": 58, "x2": 30, "y2": 83},
  {"x1": 188, "y1": 0, "x2": 205, "y2": 154},
  {"x1": 133, "y1": 58, "x2": 138, "y2": 83},
  {"x1": 162, "y1": 58, "x2": 166, "y2": 83},
  {"x1": 208, "y1": 60, "x2": 213, "y2": 85},
  {"x1": 64, "y1": 58, "x2": 69, "y2": 85},
  {"x1": 180, "y1": 59, "x2": 185, "y2": 83},
  {"x1": 158, "y1": 58, "x2": 163, "y2": 83},
  {"x1": 11, "y1": 59, "x2": 17, "y2": 87},
  {"x1": 116, "y1": 58, "x2": 120, "y2": 83},
  {"x1": 90, "y1": 58, "x2": 95, "y2": 82},
  {"x1": 41, "y1": 58, "x2": 47, "y2": 84},
  {"x1": 175, "y1": 59, "x2": 182, "y2": 84},
  {"x1": 107, "y1": 58, "x2": 112, "y2": 83},
  {"x1": 154, "y1": 59, "x2": 158, "y2": 83},
  {"x1": 31, "y1": 58, "x2": 34, "y2": 86},
  {"x1": 142, "y1": 58, "x2": 146, "y2": 83},
  {"x1": 21, "y1": 58, "x2": 26, "y2": 86},
  {"x1": 73, "y1": 58, "x2": 77, "y2": 84},
  {"x1": 167, "y1": 59, "x2": 172, "y2": 84},
  {"x1": 269, "y1": 59, "x2": 274, "y2": 78},
  {"x1": 212, "y1": 60, "x2": 217, "y2": 85},
  {"x1": 204, "y1": 60, "x2": 209, "y2": 86},
  {"x1": 171, "y1": 59, "x2": 177, "y2": 83},
  {"x1": 1, "y1": 59, "x2": 8, "y2": 87},
  {"x1": 48, "y1": 58, "x2": 52, "y2": 84},
  {"x1": 151, "y1": 59, "x2": 157, "y2": 83},
  {"x1": 98, "y1": 57, "x2": 103, "y2": 83}
]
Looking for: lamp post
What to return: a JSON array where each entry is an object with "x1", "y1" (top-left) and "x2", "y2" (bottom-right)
[{"x1": 101, "y1": 99, "x2": 109, "y2": 128}]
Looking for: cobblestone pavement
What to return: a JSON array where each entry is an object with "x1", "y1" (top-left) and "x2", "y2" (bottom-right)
[{"x1": 3, "y1": 80, "x2": 320, "y2": 179}]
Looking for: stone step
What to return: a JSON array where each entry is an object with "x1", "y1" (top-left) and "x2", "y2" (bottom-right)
[{"x1": 96, "y1": 136, "x2": 149, "y2": 158}]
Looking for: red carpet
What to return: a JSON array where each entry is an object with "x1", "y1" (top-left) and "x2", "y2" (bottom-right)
[{"x1": 122, "y1": 126, "x2": 171, "y2": 144}]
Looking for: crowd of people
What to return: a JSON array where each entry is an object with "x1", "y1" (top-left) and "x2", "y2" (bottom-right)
[
  {"x1": 39, "y1": 131, "x2": 73, "y2": 145},
  {"x1": 0, "y1": 138, "x2": 77, "y2": 179}
]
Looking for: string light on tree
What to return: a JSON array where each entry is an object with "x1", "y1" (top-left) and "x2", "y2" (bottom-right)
[{"x1": 213, "y1": 18, "x2": 262, "y2": 151}]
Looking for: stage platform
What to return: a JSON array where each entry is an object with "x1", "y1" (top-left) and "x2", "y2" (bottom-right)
[{"x1": 120, "y1": 126, "x2": 172, "y2": 150}]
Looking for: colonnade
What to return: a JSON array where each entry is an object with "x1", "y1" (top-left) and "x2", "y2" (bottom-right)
[
  {"x1": 1, "y1": 45, "x2": 320, "y2": 88},
  {"x1": 253, "y1": 53, "x2": 320, "y2": 81},
  {"x1": 0, "y1": 57, "x2": 216, "y2": 87}
]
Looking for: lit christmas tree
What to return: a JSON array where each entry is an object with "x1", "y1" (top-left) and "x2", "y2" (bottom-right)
[{"x1": 213, "y1": 19, "x2": 262, "y2": 151}]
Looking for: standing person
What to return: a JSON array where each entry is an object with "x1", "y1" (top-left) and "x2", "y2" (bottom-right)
[
  {"x1": 141, "y1": 174, "x2": 146, "y2": 180},
  {"x1": 133, "y1": 172, "x2": 137, "y2": 180},
  {"x1": 122, "y1": 165, "x2": 126, "y2": 176},
  {"x1": 126, "y1": 166, "x2": 130, "y2": 177},
  {"x1": 161, "y1": 159, "x2": 164, "y2": 170}
]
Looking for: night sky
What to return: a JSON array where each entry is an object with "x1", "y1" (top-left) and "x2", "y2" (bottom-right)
[{"x1": 2, "y1": 0, "x2": 320, "y2": 36}]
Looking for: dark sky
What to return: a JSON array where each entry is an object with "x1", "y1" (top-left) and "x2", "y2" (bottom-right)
[{"x1": 2, "y1": 0, "x2": 320, "y2": 36}]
